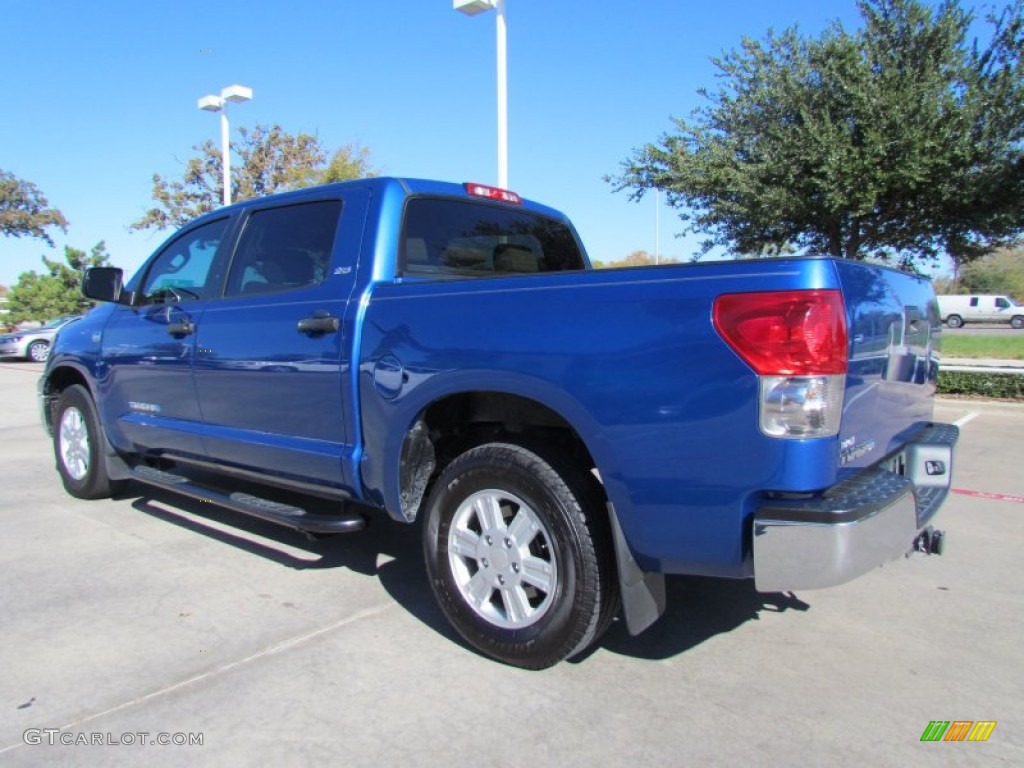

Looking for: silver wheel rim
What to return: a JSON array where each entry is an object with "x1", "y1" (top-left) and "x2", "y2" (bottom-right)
[
  {"x1": 29, "y1": 343, "x2": 49, "y2": 362},
  {"x1": 447, "y1": 489, "x2": 558, "y2": 629},
  {"x1": 59, "y1": 407, "x2": 90, "y2": 481}
]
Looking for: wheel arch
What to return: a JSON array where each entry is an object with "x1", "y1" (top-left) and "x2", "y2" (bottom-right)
[
  {"x1": 366, "y1": 372, "x2": 623, "y2": 527},
  {"x1": 396, "y1": 390, "x2": 605, "y2": 523},
  {"x1": 40, "y1": 363, "x2": 94, "y2": 434}
]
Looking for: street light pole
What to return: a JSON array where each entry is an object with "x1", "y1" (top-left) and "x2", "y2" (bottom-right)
[
  {"x1": 454, "y1": 0, "x2": 509, "y2": 188},
  {"x1": 220, "y1": 108, "x2": 231, "y2": 206},
  {"x1": 655, "y1": 189, "x2": 660, "y2": 265},
  {"x1": 495, "y1": 0, "x2": 508, "y2": 188},
  {"x1": 198, "y1": 85, "x2": 254, "y2": 206}
]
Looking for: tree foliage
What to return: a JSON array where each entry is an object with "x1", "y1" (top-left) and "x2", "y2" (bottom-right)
[
  {"x1": 610, "y1": 0, "x2": 1024, "y2": 268},
  {"x1": 956, "y1": 247, "x2": 1024, "y2": 299},
  {"x1": 130, "y1": 125, "x2": 377, "y2": 231},
  {"x1": 592, "y1": 250, "x2": 678, "y2": 269},
  {"x1": 6, "y1": 243, "x2": 112, "y2": 322},
  {"x1": 321, "y1": 144, "x2": 377, "y2": 184},
  {"x1": 0, "y1": 169, "x2": 68, "y2": 247}
]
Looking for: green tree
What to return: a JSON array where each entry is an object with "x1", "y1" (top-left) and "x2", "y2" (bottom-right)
[
  {"x1": 131, "y1": 124, "x2": 376, "y2": 231},
  {"x1": 0, "y1": 169, "x2": 68, "y2": 246},
  {"x1": 7, "y1": 242, "x2": 112, "y2": 322},
  {"x1": 610, "y1": 0, "x2": 1024, "y2": 268},
  {"x1": 592, "y1": 250, "x2": 678, "y2": 269},
  {"x1": 321, "y1": 144, "x2": 377, "y2": 184},
  {"x1": 958, "y1": 248, "x2": 1024, "y2": 299}
]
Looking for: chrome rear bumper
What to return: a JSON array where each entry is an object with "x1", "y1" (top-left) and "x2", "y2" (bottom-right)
[{"x1": 753, "y1": 423, "x2": 958, "y2": 592}]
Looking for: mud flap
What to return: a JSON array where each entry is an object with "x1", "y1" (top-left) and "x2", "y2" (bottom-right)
[{"x1": 608, "y1": 503, "x2": 666, "y2": 636}]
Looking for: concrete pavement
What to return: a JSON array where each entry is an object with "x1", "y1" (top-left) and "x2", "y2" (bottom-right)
[{"x1": 0, "y1": 361, "x2": 1021, "y2": 766}]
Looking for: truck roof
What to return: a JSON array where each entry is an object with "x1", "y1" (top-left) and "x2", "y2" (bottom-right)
[{"x1": 191, "y1": 176, "x2": 572, "y2": 225}]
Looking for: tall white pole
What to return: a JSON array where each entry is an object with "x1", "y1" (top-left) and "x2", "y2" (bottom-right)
[
  {"x1": 220, "y1": 106, "x2": 231, "y2": 206},
  {"x1": 655, "y1": 189, "x2": 660, "y2": 265},
  {"x1": 496, "y1": 0, "x2": 508, "y2": 188}
]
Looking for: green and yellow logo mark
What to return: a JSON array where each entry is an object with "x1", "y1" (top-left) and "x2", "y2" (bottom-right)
[{"x1": 921, "y1": 721, "x2": 997, "y2": 742}]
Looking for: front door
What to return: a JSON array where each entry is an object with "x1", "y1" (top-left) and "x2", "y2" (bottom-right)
[{"x1": 99, "y1": 217, "x2": 230, "y2": 458}]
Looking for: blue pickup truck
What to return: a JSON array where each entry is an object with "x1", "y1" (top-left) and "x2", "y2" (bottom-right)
[{"x1": 41, "y1": 177, "x2": 958, "y2": 668}]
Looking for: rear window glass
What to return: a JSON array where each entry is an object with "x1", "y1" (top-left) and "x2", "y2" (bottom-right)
[{"x1": 400, "y1": 197, "x2": 585, "y2": 278}]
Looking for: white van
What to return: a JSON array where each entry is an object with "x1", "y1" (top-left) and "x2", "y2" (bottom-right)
[{"x1": 937, "y1": 294, "x2": 1024, "y2": 329}]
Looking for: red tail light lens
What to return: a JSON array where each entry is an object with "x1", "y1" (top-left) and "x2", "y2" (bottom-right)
[{"x1": 713, "y1": 290, "x2": 848, "y2": 375}]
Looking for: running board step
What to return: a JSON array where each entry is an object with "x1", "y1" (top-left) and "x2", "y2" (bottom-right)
[{"x1": 130, "y1": 466, "x2": 365, "y2": 534}]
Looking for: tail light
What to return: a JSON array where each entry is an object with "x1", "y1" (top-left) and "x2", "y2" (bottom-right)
[
  {"x1": 464, "y1": 182, "x2": 522, "y2": 205},
  {"x1": 713, "y1": 290, "x2": 848, "y2": 438}
]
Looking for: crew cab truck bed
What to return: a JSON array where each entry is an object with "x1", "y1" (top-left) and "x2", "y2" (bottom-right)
[{"x1": 41, "y1": 177, "x2": 957, "y2": 668}]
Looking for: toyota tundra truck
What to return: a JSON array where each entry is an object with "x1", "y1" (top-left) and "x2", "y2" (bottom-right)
[{"x1": 40, "y1": 177, "x2": 958, "y2": 668}]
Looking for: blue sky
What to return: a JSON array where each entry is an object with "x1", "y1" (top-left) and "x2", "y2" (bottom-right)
[{"x1": 1, "y1": 0, "x2": 882, "y2": 287}]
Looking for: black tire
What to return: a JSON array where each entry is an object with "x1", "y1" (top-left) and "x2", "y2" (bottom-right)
[
  {"x1": 1011, "y1": 316, "x2": 1024, "y2": 330},
  {"x1": 53, "y1": 384, "x2": 127, "y2": 499},
  {"x1": 27, "y1": 340, "x2": 50, "y2": 363},
  {"x1": 946, "y1": 315, "x2": 963, "y2": 329},
  {"x1": 423, "y1": 442, "x2": 617, "y2": 669}
]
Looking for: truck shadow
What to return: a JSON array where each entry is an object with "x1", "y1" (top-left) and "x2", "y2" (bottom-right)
[
  {"x1": 127, "y1": 484, "x2": 465, "y2": 648},
  {"x1": 127, "y1": 485, "x2": 811, "y2": 664},
  {"x1": 583, "y1": 577, "x2": 811, "y2": 663},
  {"x1": 128, "y1": 486, "x2": 420, "y2": 577}
]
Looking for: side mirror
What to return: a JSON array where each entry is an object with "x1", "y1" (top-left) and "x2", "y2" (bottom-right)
[{"x1": 82, "y1": 267, "x2": 125, "y2": 303}]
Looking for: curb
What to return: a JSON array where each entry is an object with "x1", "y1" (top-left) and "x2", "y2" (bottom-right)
[{"x1": 941, "y1": 357, "x2": 1024, "y2": 375}]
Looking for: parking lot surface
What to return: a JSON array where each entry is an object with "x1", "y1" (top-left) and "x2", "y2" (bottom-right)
[{"x1": 1, "y1": 361, "x2": 1021, "y2": 766}]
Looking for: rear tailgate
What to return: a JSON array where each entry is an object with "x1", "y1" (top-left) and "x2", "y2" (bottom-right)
[
  {"x1": 834, "y1": 259, "x2": 941, "y2": 471},
  {"x1": 752, "y1": 260, "x2": 958, "y2": 591}
]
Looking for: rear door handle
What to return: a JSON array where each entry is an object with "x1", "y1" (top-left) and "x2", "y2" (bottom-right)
[{"x1": 297, "y1": 312, "x2": 340, "y2": 335}]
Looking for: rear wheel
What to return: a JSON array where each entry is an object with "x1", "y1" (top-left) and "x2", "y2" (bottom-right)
[
  {"x1": 27, "y1": 340, "x2": 50, "y2": 362},
  {"x1": 945, "y1": 315, "x2": 963, "y2": 329},
  {"x1": 423, "y1": 442, "x2": 616, "y2": 669},
  {"x1": 53, "y1": 385, "x2": 126, "y2": 499}
]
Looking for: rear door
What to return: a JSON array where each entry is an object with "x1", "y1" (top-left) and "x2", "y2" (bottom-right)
[{"x1": 192, "y1": 190, "x2": 369, "y2": 489}]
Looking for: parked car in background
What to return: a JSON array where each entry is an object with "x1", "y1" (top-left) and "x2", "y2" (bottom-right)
[
  {"x1": 937, "y1": 294, "x2": 1024, "y2": 328},
  {"x1": 0, "y1": 316, "x2": 81, "y2": 362}
]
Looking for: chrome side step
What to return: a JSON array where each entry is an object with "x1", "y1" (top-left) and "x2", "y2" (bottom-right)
[{"x1": 130, "y1": 466, "x2": 366, "y2": 534}]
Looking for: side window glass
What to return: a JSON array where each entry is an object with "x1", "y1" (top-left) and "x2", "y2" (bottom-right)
[
  {"x1": 995, "y1": 298, "x2": 1009, "y2": 309},
  {"x1": 225, "y1": 200, "x2": 342, "y2": 297},
  {"x1": 969, "y1": 297, "x2": 979, "y2": 307},
  {"x1": 141, "y1": 218, "x2": 228, "y2": 303}
]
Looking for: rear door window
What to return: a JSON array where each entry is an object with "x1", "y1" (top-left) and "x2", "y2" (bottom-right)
[
  {"x1": 400, "y1": 198, "x2": 585, "y2": 278},
  {"x1": 224, "y1": 200, "x2": 342, "y2": 297}
]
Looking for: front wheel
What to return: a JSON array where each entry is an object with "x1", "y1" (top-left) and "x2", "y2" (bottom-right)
[
  {"x1": 946, "y1": 315, "x2": 963, "y2": 329},
  {"x1": 1011, "y1": 316, "x2": 1024, "y2": 330},
  {"x1": 53, "y1": 385, "x2": 127, "y2": 499},
  {"x1": 423, "y1": 442, "x2": 616, "y2": 669},
  {"x1": 27, "y1": 340, "x2": 50, "y2": 362}
]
